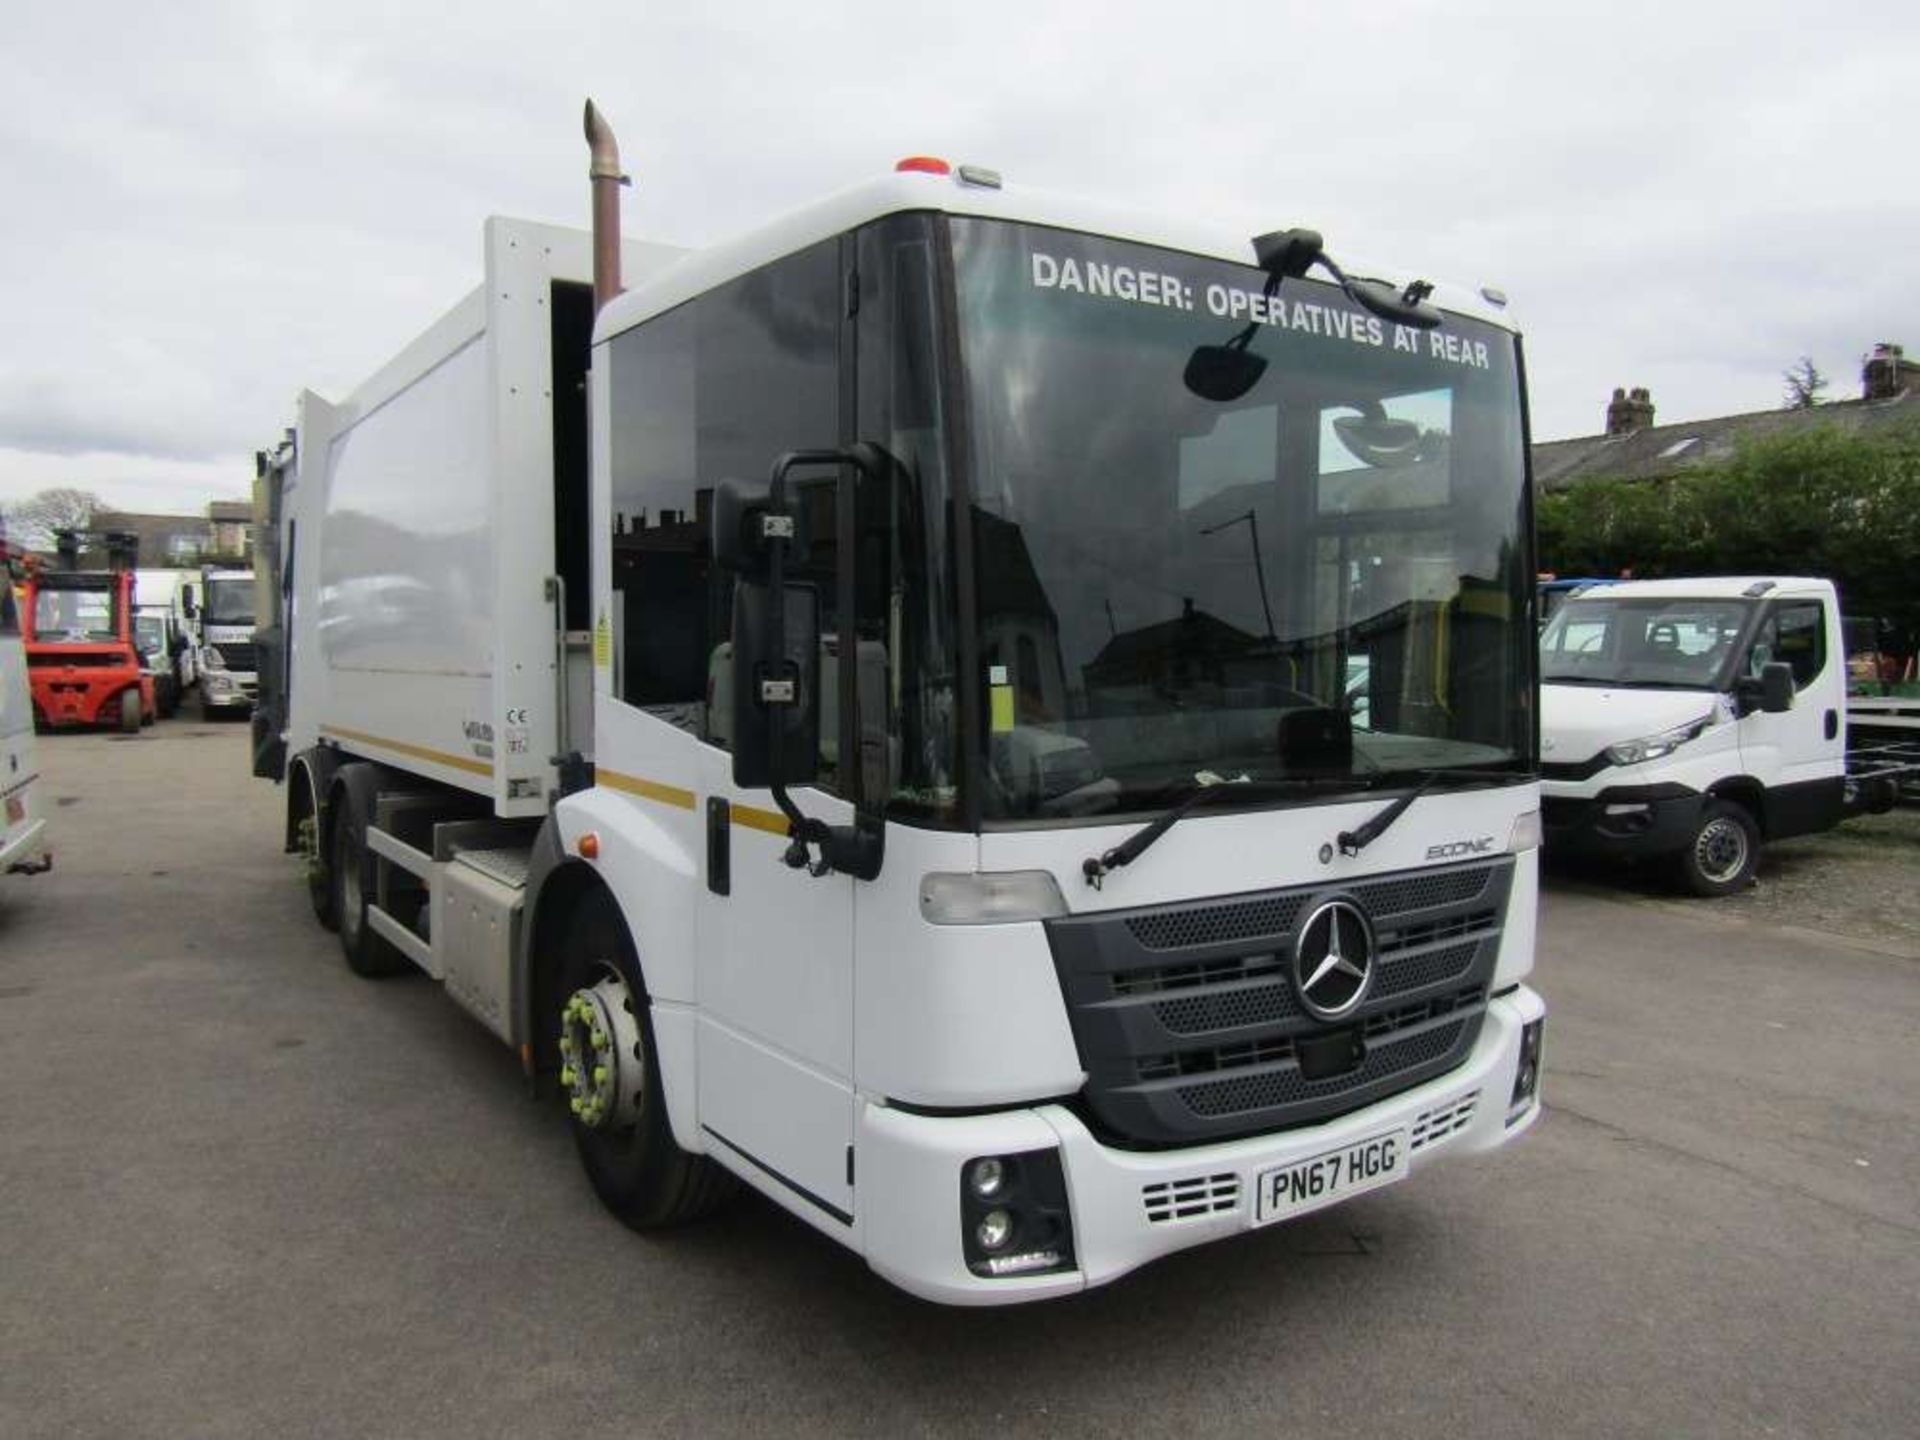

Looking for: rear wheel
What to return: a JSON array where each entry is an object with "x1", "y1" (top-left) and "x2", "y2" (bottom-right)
[
  {"x1": 557, "y1": 887, "x2": 734, "y2": 1228},
  {"x1": 1679, "y1": 799, "x2": 1760, "y2": 897},
  {"x1": 329, "y1": 775, "x2": 408, "y2": 977},
  {"x1": 117, "y1": 688, "x2": 141, "y2": 733}
]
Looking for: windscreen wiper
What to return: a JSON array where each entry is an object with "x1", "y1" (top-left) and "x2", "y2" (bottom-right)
[
  {"x1": 1336, "y1": 767, "x2": 1526, "y2": 857},
  {"x1": 1082, "y1": 777, "x2": 1356, "y2": 889}
]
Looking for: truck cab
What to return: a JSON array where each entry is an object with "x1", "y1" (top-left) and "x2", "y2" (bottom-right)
[
  {"x1": 197, "y1": 568, "x2": 257, "y2": 717},
  {"x1": 1539, "y1": 576, "x2": 1846, "y2": 894}
]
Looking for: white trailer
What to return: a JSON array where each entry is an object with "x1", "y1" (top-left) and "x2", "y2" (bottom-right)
[{"x1": 263, "y1": 108, "x2": 1546, "y2": 1303}]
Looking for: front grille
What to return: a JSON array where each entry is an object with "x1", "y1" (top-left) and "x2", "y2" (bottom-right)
[
  {"x1": 1045, "y1": 857, "x2": 1512, "y2": 1147},
  {"x1": 212, "y1": 640, "x2": 258, "y2": 672},
  {"x1": 1410, "y1": 1092, "x2": 1480, "y2": 1152},
  {"x1": 1541, "y1": 756, "x2": 1607, "y2": 782},
  {"x1": 1142, "y1": 1172, "x2": 1241, "y2": 1224}
]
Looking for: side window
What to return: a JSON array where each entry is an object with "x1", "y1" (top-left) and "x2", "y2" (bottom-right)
[
  {"x1": 1747, "y1": 602, "x2": 1825, "y2": 690},
  {"x1": 607, "y1": 238, "x2": 842, "y2": 761}
]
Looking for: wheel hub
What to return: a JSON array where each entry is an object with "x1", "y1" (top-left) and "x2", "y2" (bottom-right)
[
  {"x1": 1696, "y1": 817, "x2": 1748, "y2": 883},
  {"x1": 558, "y1": 975, "x2": 643, "y2": 1130}
]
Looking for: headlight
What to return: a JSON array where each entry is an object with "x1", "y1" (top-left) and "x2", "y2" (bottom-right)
[
  {"x1": 919, "y1": 871, "x2": 1067, "y2": 925},
  {"x1": 202, "y1": 646, "x2": 227, "y2": 670},
  {"x1": 1604, "y1": 714, "x2": 1714, "y2": 768}
]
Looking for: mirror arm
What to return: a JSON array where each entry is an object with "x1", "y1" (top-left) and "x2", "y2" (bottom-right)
[{"x1": 757, "y1": 448, "x2": 890, "y2": 881}]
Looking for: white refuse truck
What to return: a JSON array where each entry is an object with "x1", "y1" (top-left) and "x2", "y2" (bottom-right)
[
  {"x1": 1539, "y1": 576, "x2": 1913, "y2": 894},
  {"x1": 259, "y1": 105, "x2": 1545, "y2": 1303}
]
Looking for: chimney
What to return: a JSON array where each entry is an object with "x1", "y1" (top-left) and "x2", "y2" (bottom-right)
[
  {"x1": 1605, "y1": 386, "x2": 1655, "y2": 436},
  {"x1": 1862, "y1": 343, "x2": 1919, "y2": 401}
]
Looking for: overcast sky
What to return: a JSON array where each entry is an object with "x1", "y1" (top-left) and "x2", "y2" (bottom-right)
[{"x1": 1, "y1": 1, "x2": 1914, "y2": 518}]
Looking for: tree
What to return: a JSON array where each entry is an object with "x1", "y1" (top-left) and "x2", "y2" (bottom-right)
[
  {"x1": 1537, "y1": 423, "x2": 1920, "y2": 653},
  {"x1": 1781, "y1": 356, "x2": 1828, "y2": 410},
  {"x1": 0, "y1": 487, "x2": 105, "y2": 551}
]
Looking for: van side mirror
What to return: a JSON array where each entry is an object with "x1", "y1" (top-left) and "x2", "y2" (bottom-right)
[
  {"x1": 1759, "y1": 660, "x2": 1794, "y2": 714},
  {"x1": 729, "y1": 578, "x2": 821, "y2": 791},
  {"x1": 1736, "y1": 660, "x2": 1795, "y2": 716},
  {"x1": 180, "y1": 584, "x2": 196, "y2": 618}
]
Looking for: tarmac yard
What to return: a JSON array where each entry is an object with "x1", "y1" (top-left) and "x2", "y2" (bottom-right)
[{"x1": 3, "y1": 721, "x2": 1917, "y2": 1438}]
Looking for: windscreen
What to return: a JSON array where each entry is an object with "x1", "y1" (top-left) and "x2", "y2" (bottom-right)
[
  {"x1": 204, "y1": 577, "x2": 254, "y2": 626},
  {"x1": 135, "y1": 614, "x2": 167, "y2": 652},
  {"x1": 950, "y1": 219, "x2": 1534, "y2": 820},
  {"x1": 1541, "y1": 596, "x2": 1751, "y2": 690},
  {"x1": 33, "y1": 586, "x2": 119, "y2": 643}
]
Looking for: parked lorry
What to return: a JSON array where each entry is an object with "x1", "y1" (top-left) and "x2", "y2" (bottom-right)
[
  {"x1": 23, "y1": 531, "x2": 153, "y2": 733},
  {"x1": 257, "y1": 106, "x2": 1545, "y2": 1303},
  {"x1": 197, "y1": 565, "x2": 257, "y2": 717},
  {"x1": 2, "y1": 536, "x2": 52, "y2": 877},
  {"x1": 1539, "y1": 576, "x2": 1915, "y2": 894}
]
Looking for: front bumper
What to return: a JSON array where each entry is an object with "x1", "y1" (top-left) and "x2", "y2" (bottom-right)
[
  {"x1": 201, "y1": 672, "x2": 257, "y2": 711},
  {"x1": 3, "y1": 816, "x2": 52, "y2": 875},
  {"x1": 857, "y1": 985, "x2": 1544, "y2": 1305},
  {"x1": 1541, "y1": 783, "x2": 1705, "y2": 861}
]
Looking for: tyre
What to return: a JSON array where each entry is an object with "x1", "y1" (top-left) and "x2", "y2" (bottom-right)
[
  {"x1": 1679, "y1": 799, "x2": 1760, "y2": 897},
  {"x1": 556, "y1": 887, "x2": 735, "y2": 1228},
  {"x1": 118, "y1": 688, "x2": 141, "y2": 733},
  {"x1": 329, "y1": 773, "x2": 408, "y2": 977}
]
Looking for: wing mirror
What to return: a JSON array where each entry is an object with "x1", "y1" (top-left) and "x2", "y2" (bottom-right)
[{"x1": 1736, "y1": 661, "x2": 1795, "y2": 715}]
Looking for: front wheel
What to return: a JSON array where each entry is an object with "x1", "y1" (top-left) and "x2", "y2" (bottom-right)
[
  {"x1": 1679, "y1": 799, "x2": 1760, "y2": 897},
  {"x1": 117, "y1": 688, "x2": 141, "y2": 733},
  {"x1": 556, "y1": 888, "x2": 735, "y2": 1229}
]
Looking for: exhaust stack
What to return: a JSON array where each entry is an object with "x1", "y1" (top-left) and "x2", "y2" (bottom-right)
[{"x1": 584, "y1": 100, "x2": 630, "y2": 316}]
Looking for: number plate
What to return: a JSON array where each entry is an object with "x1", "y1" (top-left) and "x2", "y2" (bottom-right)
[{"x1": 1253, "y1": 1128, "x2": 1409, "y2": 1226}]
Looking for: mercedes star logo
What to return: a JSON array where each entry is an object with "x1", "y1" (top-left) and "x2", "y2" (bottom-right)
[{"x1": 1293, "y1": 898, "x2": 1375, "y2": 1021}]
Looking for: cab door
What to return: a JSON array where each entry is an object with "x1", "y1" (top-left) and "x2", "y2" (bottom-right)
[
  {"x1": 1738, "y1": 595, "x2": 1845, "y2": 823},
  {"x1": 601, "y1": 233, "x2": 858, "y2": 1226}
]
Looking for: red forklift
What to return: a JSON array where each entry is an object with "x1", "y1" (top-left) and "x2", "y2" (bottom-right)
[{"x1": 23, "y1": 530, "x2": 154, "y2": 733}]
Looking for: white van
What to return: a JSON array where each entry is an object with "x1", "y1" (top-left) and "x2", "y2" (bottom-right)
[
  {"x1": 2, "y1": 563, "x2": 52, "y2": 878},
  {"x1": 1539, "y1": 577, "x2": 1847, "y2": 894}
]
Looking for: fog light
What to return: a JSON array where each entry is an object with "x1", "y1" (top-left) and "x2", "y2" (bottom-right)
[
  {"x1": 976, "y1": 1209, "x2": 1014, "y2": 1251},
  {"x1": 960, "y1": 1146, "x2": 1076, "y2": 1280},
  {"x1": 967, "y1": 1157, "x2": 1006, "y2": 1200}
]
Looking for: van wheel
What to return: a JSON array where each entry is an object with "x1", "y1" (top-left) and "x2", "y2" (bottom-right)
[
  {"x1": 118, "y1": 689, "x2": 142, "y2": 733},
  {"x1": 557, "y1": 887, "x2": 735, "y2": 1228},
  {"x1": 1679, "y1": 800, "x2": 1759, "y2": 897},
  {"x1": 330, "y1": 776, "x2": 408, "y2": 977}
]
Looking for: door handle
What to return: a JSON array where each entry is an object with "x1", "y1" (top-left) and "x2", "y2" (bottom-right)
[{"x1": 1824, "y1": 709, "x2": 1838, "y2": 741}]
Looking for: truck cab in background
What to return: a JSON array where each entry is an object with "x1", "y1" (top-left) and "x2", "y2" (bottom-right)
[
  {"x1": 1539, "y1": 576, "x2": 1851, "y2": 894},
  {"x1": 197, "y1": 567, "x2": 257, "y2": 718},
  {"x1": 2, "y1": 538, "x2": 52, "y2": 877}
]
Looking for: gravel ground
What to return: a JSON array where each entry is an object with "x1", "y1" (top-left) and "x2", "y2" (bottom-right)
[{"x1": 1550, "y1": 805, "x2": 1920, "y2": 955}]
